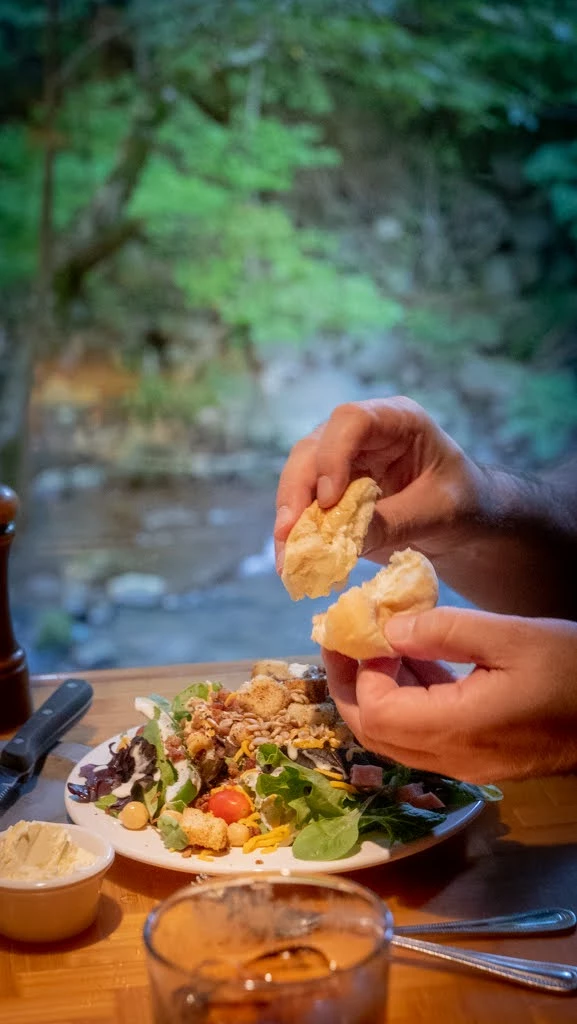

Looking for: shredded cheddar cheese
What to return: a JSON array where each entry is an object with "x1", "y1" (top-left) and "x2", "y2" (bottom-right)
[
  {"x1": 292, "y1": 739, "x2": 325, "y2": 750},
  {"x1": 314, "y1": 767, "x2": 344, "y2": 780},
  {"x1": 233, "y1": 739, "x2": 253, "y2": 761},
  {"x1": 239, "y1": 811, "x2": 260, "y2": 826},
  {"x1": 242, "y1": 825, "x2": 291, "y2": 854},
  {"x1": 197, "y1": 850, "x2": 214, "y2": 862},
  {"x1": 329, "y1": 781, "x2": 358, "y2": 793}
]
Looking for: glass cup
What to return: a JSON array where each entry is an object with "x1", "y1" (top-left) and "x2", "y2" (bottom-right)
[{"x1": 143, "y1": 873, "x2": 393, "y2": 1024}]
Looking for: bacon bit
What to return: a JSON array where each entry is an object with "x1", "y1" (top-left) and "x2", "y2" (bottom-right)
[
  {"x1": 193, "y1": 793, "x2": 211, "y2": 812},
  {"x1": 180, "y1": 848, "x2": 193, "y2": 858},
  {"x1": 350, "y1": 764, "x2": 383, "y2": 789},
  {"x1": 396, "y1": 782, "x2": 445, "y2": 810},
  {"x1": 255, "y1": 859, "x2": 264, "y2": 865},
  {"x1": 165, "y1": 734, "x2": 187, "y2": 762},
  {"x1": 397, "y1": 783, "x2": 424, "y2": 802}
]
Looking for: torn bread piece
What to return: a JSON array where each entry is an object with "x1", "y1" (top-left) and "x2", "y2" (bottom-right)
[
  {"x1": 311, "y1": 548, "x2": 438, "y2": 660},
  {"x1": 281, "y1": 477, "x2": 381, "y2": 600}
]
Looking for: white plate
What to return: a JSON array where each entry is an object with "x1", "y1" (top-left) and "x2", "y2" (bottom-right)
[{"x1": 65, "y1": 732, "x2": 484, "y2": 876}]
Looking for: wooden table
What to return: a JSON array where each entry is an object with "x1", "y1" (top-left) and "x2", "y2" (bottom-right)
[{"x1": 2, "y1": 661, "x2": 577, "y2": 1024}]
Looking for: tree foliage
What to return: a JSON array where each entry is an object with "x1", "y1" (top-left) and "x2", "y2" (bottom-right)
[{"x1": 1, "y1": 0, "x2": 577, "y2": 462}]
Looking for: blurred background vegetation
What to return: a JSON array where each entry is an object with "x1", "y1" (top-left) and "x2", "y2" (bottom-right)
[{"x1": 2, "y1": 0, "x2": 577, "y2": 670}]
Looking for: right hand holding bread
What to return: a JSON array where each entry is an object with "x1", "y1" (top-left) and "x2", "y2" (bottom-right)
[{"x1": 274, "y1": 397, "x2": 485, "y2": 574}]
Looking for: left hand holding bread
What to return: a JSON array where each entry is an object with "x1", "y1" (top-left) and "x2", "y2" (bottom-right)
[{"x1": 325, "y1": 609, "x2": 577, "y2": 783}]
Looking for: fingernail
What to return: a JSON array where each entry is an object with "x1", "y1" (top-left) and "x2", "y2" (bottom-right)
[
  {"x1": 274, "y1": 505, "x2": 293, "y2": 533},
  {"x1": 276, "y1": 541, "x2": 285, "y2": 574},
  {"x1": 317, "y1": 475, "x2": 335, "y2": 506},
  {"x1": 385, "y1": 615, "x2": 416, "y2": 647}
]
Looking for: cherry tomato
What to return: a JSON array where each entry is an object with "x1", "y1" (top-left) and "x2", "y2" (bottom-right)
[{"x1": 207, "y1": 787, "x2": 252, "y2": 824}]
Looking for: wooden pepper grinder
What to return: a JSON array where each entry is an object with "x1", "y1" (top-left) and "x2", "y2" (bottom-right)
[{"x1": 0, "y1": 484, "x2": 32, "y2": 733}]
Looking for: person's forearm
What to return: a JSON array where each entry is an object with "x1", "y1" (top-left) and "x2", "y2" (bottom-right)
[{"x1": 433, "y1": 459, "x2": 577, "y2": 619}]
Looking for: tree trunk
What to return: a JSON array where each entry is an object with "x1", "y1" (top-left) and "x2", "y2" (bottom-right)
[
  {"x1": 38, "y1": 0, "x2": 60, "y2": 323},
  {"x1": 51, "y1": 89, "x2": 171, "y2": 305},
  {"x1": 0, "y1": 321, "x2": 32, "y2": 496}
]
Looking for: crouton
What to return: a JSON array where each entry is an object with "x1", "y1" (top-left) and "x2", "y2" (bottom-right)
[
  {"x1": 235, "y1": 676, "x2": 291, "y2": 718},
  {"x1": 286, "y1": 701, "x2": 338, "y2": 729},
  {"x1": 285, "y1": 675, "x2": 328, "y2": 704},
  {"x1": 180, "y1": 808, "x2": 228, "y2": 851},
  {"x1": 251, "y1": 659, "x2": 291, "y2": 682}
]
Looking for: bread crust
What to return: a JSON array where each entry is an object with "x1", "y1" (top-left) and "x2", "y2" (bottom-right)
[
  {"x1": 281, "y1": 477, "x2": 381, "y2": 600},
  {"x1": 311, "y1": 548, "x2": 438, "y2": 659}
]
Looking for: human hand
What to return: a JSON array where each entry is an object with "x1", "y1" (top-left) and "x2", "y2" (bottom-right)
[
  {"x1": 274, "y1": 397, "x2": 486, "y2": 573},
  {"x1": 324, "y1": 607, "x2": 577, "y2": 783}
]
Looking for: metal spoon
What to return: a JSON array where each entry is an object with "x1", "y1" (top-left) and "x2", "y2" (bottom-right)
[
  {"x1": 245, "y1": 937, "x2": 577, "y2": 995},
  {"x1": 395, "y1": 907, "x2": 577, "y2": 938},
  {"x1": 276, "y1": 906, "x2": 576, "y2": 943},
  {"x1": 392, "y1": 934, "x2": 577, "y2": 993}
]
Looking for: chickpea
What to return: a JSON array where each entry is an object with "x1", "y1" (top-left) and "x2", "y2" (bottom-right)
[
  {"x1": 120, "y1": 801, "x2": 149, "y2": 830},
  {"x1": 227, "y1": 822, "x2": 251, "y2": 847}
]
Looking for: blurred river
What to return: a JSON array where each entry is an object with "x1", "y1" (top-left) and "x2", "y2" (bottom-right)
[{"x1": 10, "y1": 474, "x2": 469, "y2": 674}]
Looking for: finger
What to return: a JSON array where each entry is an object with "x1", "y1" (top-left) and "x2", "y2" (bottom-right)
[
  {"x1": 323, "y1": 648, "x2": 363, "y2": 736},
  {"x1": 274, "y1": 437, "x2": 320, "y2": 571},
  {"x1": 384, "y1": 607, "x2": 530, "y2": 668},
  {"x1": 315, "y1": 399, "x2": 418, "y2": 507},
  {"x1": 354, "y1": 661, "x2": 475, "y2": 753},
  {"x1": 402, "y1": 657, "x2": 457, "y2": 687},
  {"x1": 362, "y1": 470, "x2": 461, "y2": 557}
]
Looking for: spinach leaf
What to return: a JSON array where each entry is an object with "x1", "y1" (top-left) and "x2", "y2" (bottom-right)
[
  {"x1": 292, "y1": 807, "x2": 363, "y2": 861},
  {"x1": 359, "y1": 803, "x2": 446, "y2": 845},
  {"x1": 171, "y1": 681, "x2": 222, "y2": 722},
  {"x1": 157, "y1": 813, "x2": 189, "y2": 851}
]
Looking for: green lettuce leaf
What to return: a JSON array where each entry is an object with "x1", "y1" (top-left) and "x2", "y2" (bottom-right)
[
  {"x1": 171, "y1": 681, "x2": 222, "y2": 722},
  {"x1": 142, "y1": 718, "x2": 177, "y2": 796},
  {"x1": 95, "y1": 794, "x2": 119, "y2": 813},
  {"x1": 164, "y1": 778, "x2": 198, "y2": 815},
  {"x1": 256, "y1": 744, "x2": 349, "y2": 820},
  {"x1": 146, "y1": 693, "x2": 173, "y2": 716},
  {"x1": 128, "y1": 778, "x2": 163, "y2": 820}
]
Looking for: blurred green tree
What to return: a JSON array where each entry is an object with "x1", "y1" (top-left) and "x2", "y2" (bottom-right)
[{"x1": 1, "y1": 0, "x2": 577, "y2": 480}]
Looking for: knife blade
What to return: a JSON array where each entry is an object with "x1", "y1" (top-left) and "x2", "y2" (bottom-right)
[{"x1": 0, "y1": 678, "x2": 93, "y2": 814}]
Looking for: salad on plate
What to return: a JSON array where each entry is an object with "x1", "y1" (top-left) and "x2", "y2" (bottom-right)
[{"x1": 67, "y1": 660, "x2": 499, "y2": 863}]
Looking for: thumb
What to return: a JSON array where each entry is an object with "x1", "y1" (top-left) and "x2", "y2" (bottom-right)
[{"x1": 384, "y1": 606, "x2": 525, "y2": 667}]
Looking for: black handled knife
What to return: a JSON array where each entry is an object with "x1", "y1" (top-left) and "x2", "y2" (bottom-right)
[{"x1": 0, "y1": 678, "x2": 93, "y2": 815}]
